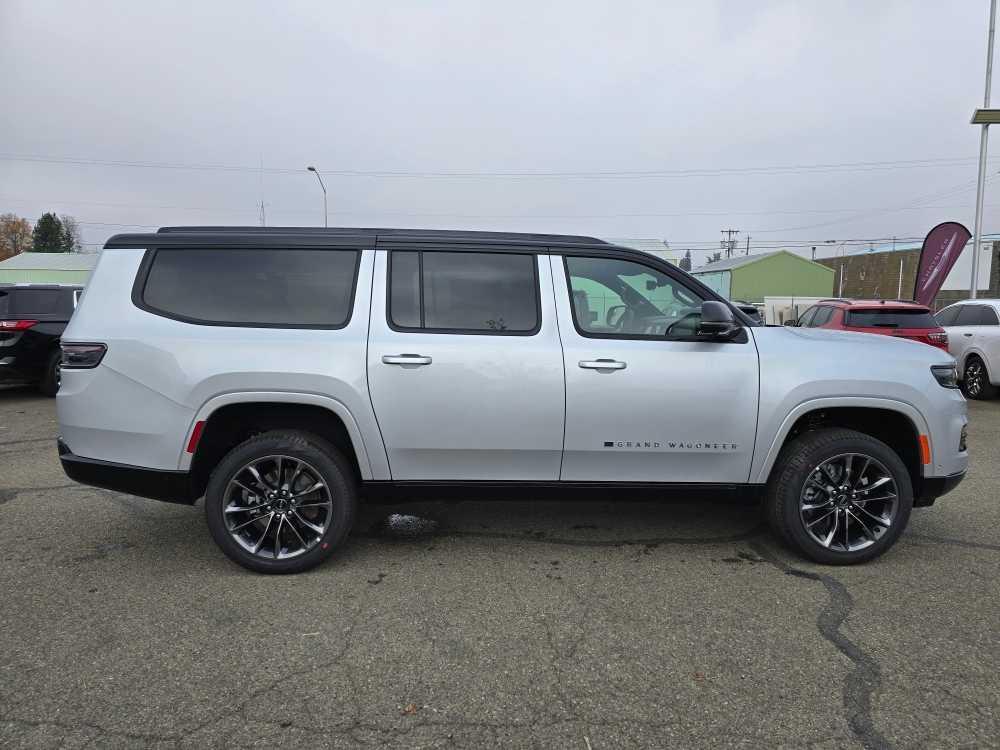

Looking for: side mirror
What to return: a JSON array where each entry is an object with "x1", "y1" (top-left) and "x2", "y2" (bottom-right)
[
  {"x1": 606, "y1": 304, "x2": 626, "y2": 327},
  {"x1": 698, "y1": 301, "x2": 741, "y2": 339},
  {"x1": 783, "y1": 318, "x2": 798, "y2": 327}
]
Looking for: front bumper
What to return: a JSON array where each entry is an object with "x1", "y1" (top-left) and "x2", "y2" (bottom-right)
[
  {"x1": 914, "y1": 470, "x2": 966, "y2": 507},
  {"x1": 58, "y1": 439, "x2": 198, "y2": 505}
]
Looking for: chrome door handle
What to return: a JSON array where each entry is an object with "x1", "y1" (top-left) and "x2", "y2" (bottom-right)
[
  {"x1": 579, "y1": 359, "x2": 627, "y2": 370},
  {"x1": 382, "y1": 354, "x2": 432, "y2": 365}
]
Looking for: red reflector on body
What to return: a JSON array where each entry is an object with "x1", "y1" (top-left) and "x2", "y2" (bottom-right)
[{"x1": 186, "y1": 420, "x2": 206, "y2": 454}]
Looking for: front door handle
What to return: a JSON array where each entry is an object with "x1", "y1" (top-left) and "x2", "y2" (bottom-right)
[
  {"x1": 579, "y1": 359, "x2": 627, "y2": 371},
  {"x1": 382, "y1": 354, "x2": 433, "y2": 366},
  {"x1": 963, "y1": 333, "x2": 973, "y2": 337}
]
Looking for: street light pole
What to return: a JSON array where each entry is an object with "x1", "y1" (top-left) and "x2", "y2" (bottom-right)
[
  {"x1": 306, "y1": 166, "x2": 328, "y2": 227},
  {"x1": 971, "y1": 0, "x2": 997, "y2": 299}
]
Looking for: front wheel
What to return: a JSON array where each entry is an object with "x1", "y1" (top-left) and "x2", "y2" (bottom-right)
[
  {"x1": 204, "y1": 431, "x2": 357, "y2": 574},
  {"x1": 961, "y1": 355, "x2": 997, "y2": 400},
  {"x1": 764, "y1": 428, "x2": 913, "y2": 565}
]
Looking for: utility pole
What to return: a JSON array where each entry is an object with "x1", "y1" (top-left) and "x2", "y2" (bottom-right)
[
  {"x1": 745, "y1": 235, "x2": 751, "y2": 255},
  {"x1": 972, "y1": 0, "x2": 998, "y2": 298},
  {"x1": 721, "y1": 229, "x2": 740, "y2": 258}
]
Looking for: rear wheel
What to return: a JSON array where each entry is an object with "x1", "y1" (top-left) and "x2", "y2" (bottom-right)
[
  {"x1": 38, "y1": 349, "x2": 61, "y2": 397},
  {"x1": 204, "y1": 430, "x2": 357, "y2": 574},
  {"x1": 962, "y1": 355, "x2": 997, "y2": 400},
  {"x1": 765, "y1": 428, "x2": 913, "y2": 565}
]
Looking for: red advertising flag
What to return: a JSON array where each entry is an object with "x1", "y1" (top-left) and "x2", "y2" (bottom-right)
[{"x1": 913, "y1": 222, "x2": 971, "y2": 306}]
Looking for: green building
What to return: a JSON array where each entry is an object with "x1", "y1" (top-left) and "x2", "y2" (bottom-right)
[
  {"x1": 691, "y1": 250, "x2": 834, "y2": 303},
  {"x1": 0, "y1": 252, "x2": 98, "y2": 284}
]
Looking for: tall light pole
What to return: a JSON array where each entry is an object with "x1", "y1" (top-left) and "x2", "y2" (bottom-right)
[
  {"x1": 306, "y1": 166, "x2": 328, "y2": 227},
  {"x1": 971, "y1": 0, "x2": 998, "y2": 298}
]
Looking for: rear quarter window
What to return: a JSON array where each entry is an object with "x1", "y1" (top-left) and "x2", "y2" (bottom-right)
[
  {"x1": 845, "y1": 308, "x2": 937, "y2": 328},
  {"x1": 138, "y1": 248, "x2": 360, "y2": 328}
]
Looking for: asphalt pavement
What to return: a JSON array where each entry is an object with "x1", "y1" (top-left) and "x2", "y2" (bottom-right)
[{"x1": 0, "y1": 387, "x2": 997, "y2": 749}]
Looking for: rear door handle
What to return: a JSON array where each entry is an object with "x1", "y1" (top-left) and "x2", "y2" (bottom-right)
[
  {"x1": 579, "y1": 359, "x2": 627, "y2": 370},
  {"x1": 382, "y1": 354, "x2": 433, "y2": 366},
  {"x1": 963, "y1": 333, "x2": 974, "y2": 337}
]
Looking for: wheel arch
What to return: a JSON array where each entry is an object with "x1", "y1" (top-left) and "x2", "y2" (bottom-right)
[
  {"x1": 755, "y1": 398, "x2": 928, "y2": 494},
  {"x1": 962, "y1": 349, "x2": 991, "y2": 379},
  {"x1": 182, "y1": 392, "x2": 379, "y2": 499}
]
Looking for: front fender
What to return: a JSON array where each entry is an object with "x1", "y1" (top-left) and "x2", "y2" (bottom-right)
[{"x1": 751, "y1": 396, "x2": 930, "y2": 484}]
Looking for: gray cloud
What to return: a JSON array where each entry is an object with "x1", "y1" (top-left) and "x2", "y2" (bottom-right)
[{"x1": 1, "y1": 0, "x2": 994, "y2": 262}]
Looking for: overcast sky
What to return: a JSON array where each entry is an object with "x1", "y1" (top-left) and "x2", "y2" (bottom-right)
[{"x1": 1, "y1": 0, "x2": 998, "y2": 264}]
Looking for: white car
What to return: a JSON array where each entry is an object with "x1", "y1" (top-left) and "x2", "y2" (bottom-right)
[{"x1": 935, "y1": 299, "x2": 1000, "y2": 400}]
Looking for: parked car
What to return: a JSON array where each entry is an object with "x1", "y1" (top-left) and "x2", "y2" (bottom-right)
[
  {"x1": 788, "y1": 298, "x2": 948, "y2": 351},
  {"x1": 934, "y1": 299, "x2": 1000, "y2": 400},
  {"x1": 0, "y1": 283, "x2": 82, "y2": 396},
  {"x1": 732, "y1": 300, "x2": 763, "y2": 325},
  {"x1": 57, "y1": 228, "x2": 967, "y2": 573}
]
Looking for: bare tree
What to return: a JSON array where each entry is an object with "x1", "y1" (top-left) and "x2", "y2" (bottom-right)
[
  {"x1": 0, "y1": 213, "x2": 33, "y2": 259},
  {"x1": 59, "y1": 214, "x2": 83, "y2": 252}
]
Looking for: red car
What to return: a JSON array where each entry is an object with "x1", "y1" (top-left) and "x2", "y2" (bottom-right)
[{"x1": 791, "y1": 299, "x2": 949, "y2": 351}]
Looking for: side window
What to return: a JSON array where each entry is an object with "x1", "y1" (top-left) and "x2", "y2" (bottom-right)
[
  {"x1": 389, "y1": 251, "x2": 539, "y2": 334},
  {"x1": 140, "y1": 248, "x2": 359, "y2": 327},
  {"x1": 564, "y1": 256, "x2": 706, "y2": 339},
  {"x1": 810, "y1": 306, "x2": 833, "y2": 326},
  {"x1": 935, "y1": 306, "x2": 959, "y2": 326},
  {"x1": 955, "y1": 305, "x2": 984, "y2": 326},
  {"x1": 797, "y1": 306, "x2": 818, "y2": 327},
  {"x1": 976, "y1": 306, "x2": 999, "y2": 326}
]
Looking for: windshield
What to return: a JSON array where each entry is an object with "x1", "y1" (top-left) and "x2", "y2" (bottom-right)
[{"x1": 845, "y1": 308, "x2": 937, "y2": 328}]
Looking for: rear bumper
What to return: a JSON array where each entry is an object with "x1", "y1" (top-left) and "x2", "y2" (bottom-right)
[
  {"x1": 0, "y1": 356, "x2": 41, "y2": 383},
  {"x1": 914, "y1": 470, "x2": 966, "y2": 507},
  {"x1": 58, "y1": 439, "x2": 198, "y2": 505}
]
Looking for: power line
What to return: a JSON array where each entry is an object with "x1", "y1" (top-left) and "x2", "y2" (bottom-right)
[
  {"x1": 4, "y1": 195, "x2": 996, "y2": 221},
  {"x1": 3, "y1": 152, "x2": 999, "y2": 180}
]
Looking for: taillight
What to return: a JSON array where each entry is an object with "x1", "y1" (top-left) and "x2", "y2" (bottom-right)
[
  {"x1": 0, "y1": 320, "x2": 38, "y2": 330},
  {"x1": 928, "y1": 331, "x2": 948, "y2": 346},
  {"x1": 61, "y1": 343, "x2": 107, "y2": 369}
]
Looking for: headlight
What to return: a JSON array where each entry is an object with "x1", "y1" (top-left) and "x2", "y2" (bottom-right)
[{"x1": 931, "y1": 364, "x2": 959, "y2": 389}]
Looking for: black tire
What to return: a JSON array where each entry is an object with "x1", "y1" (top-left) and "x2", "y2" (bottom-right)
[
  {"x1": 961, "y1": 355, "x2": 997, "y2": 400},
  {"x1": 38, "y1": 349, "x2": 61, "y2": 397},
  {"x1": 764, "y1": 428, "x2": 913, "y2": 565},
  {"x1": 204, "y1": 430, "x2": 357, "y2": 574}
]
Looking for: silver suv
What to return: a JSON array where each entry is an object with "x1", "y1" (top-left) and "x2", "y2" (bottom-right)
[{"x1": 57, "y1": 227, "x2": 968, "y2": 573}]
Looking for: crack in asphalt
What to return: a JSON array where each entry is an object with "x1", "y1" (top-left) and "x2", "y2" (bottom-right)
[
  {"x1": 0, "y1": 437, "x2": 53, "y2": 447},
  {"x1": 0, "y1": 483, "x2": 79, "y2": 504},
  {"x1": 749, "y1": 540, "x2": 890, "y2": 750},
  {"x1": 907, "y1": 532, "x2": 1000, "y2": 552}
]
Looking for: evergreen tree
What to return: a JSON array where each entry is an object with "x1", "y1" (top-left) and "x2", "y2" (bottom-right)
[
  {"x1": 32, "y1": 212, "x2": 66, "y2": 252},
  {"x1": 680, "y1": 249, "x2": 692, "y2": 271}
]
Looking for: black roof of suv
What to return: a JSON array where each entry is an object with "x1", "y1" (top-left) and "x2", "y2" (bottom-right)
[{"x1": 105, "y1": 226, "x2": 614, "y2": 250}]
